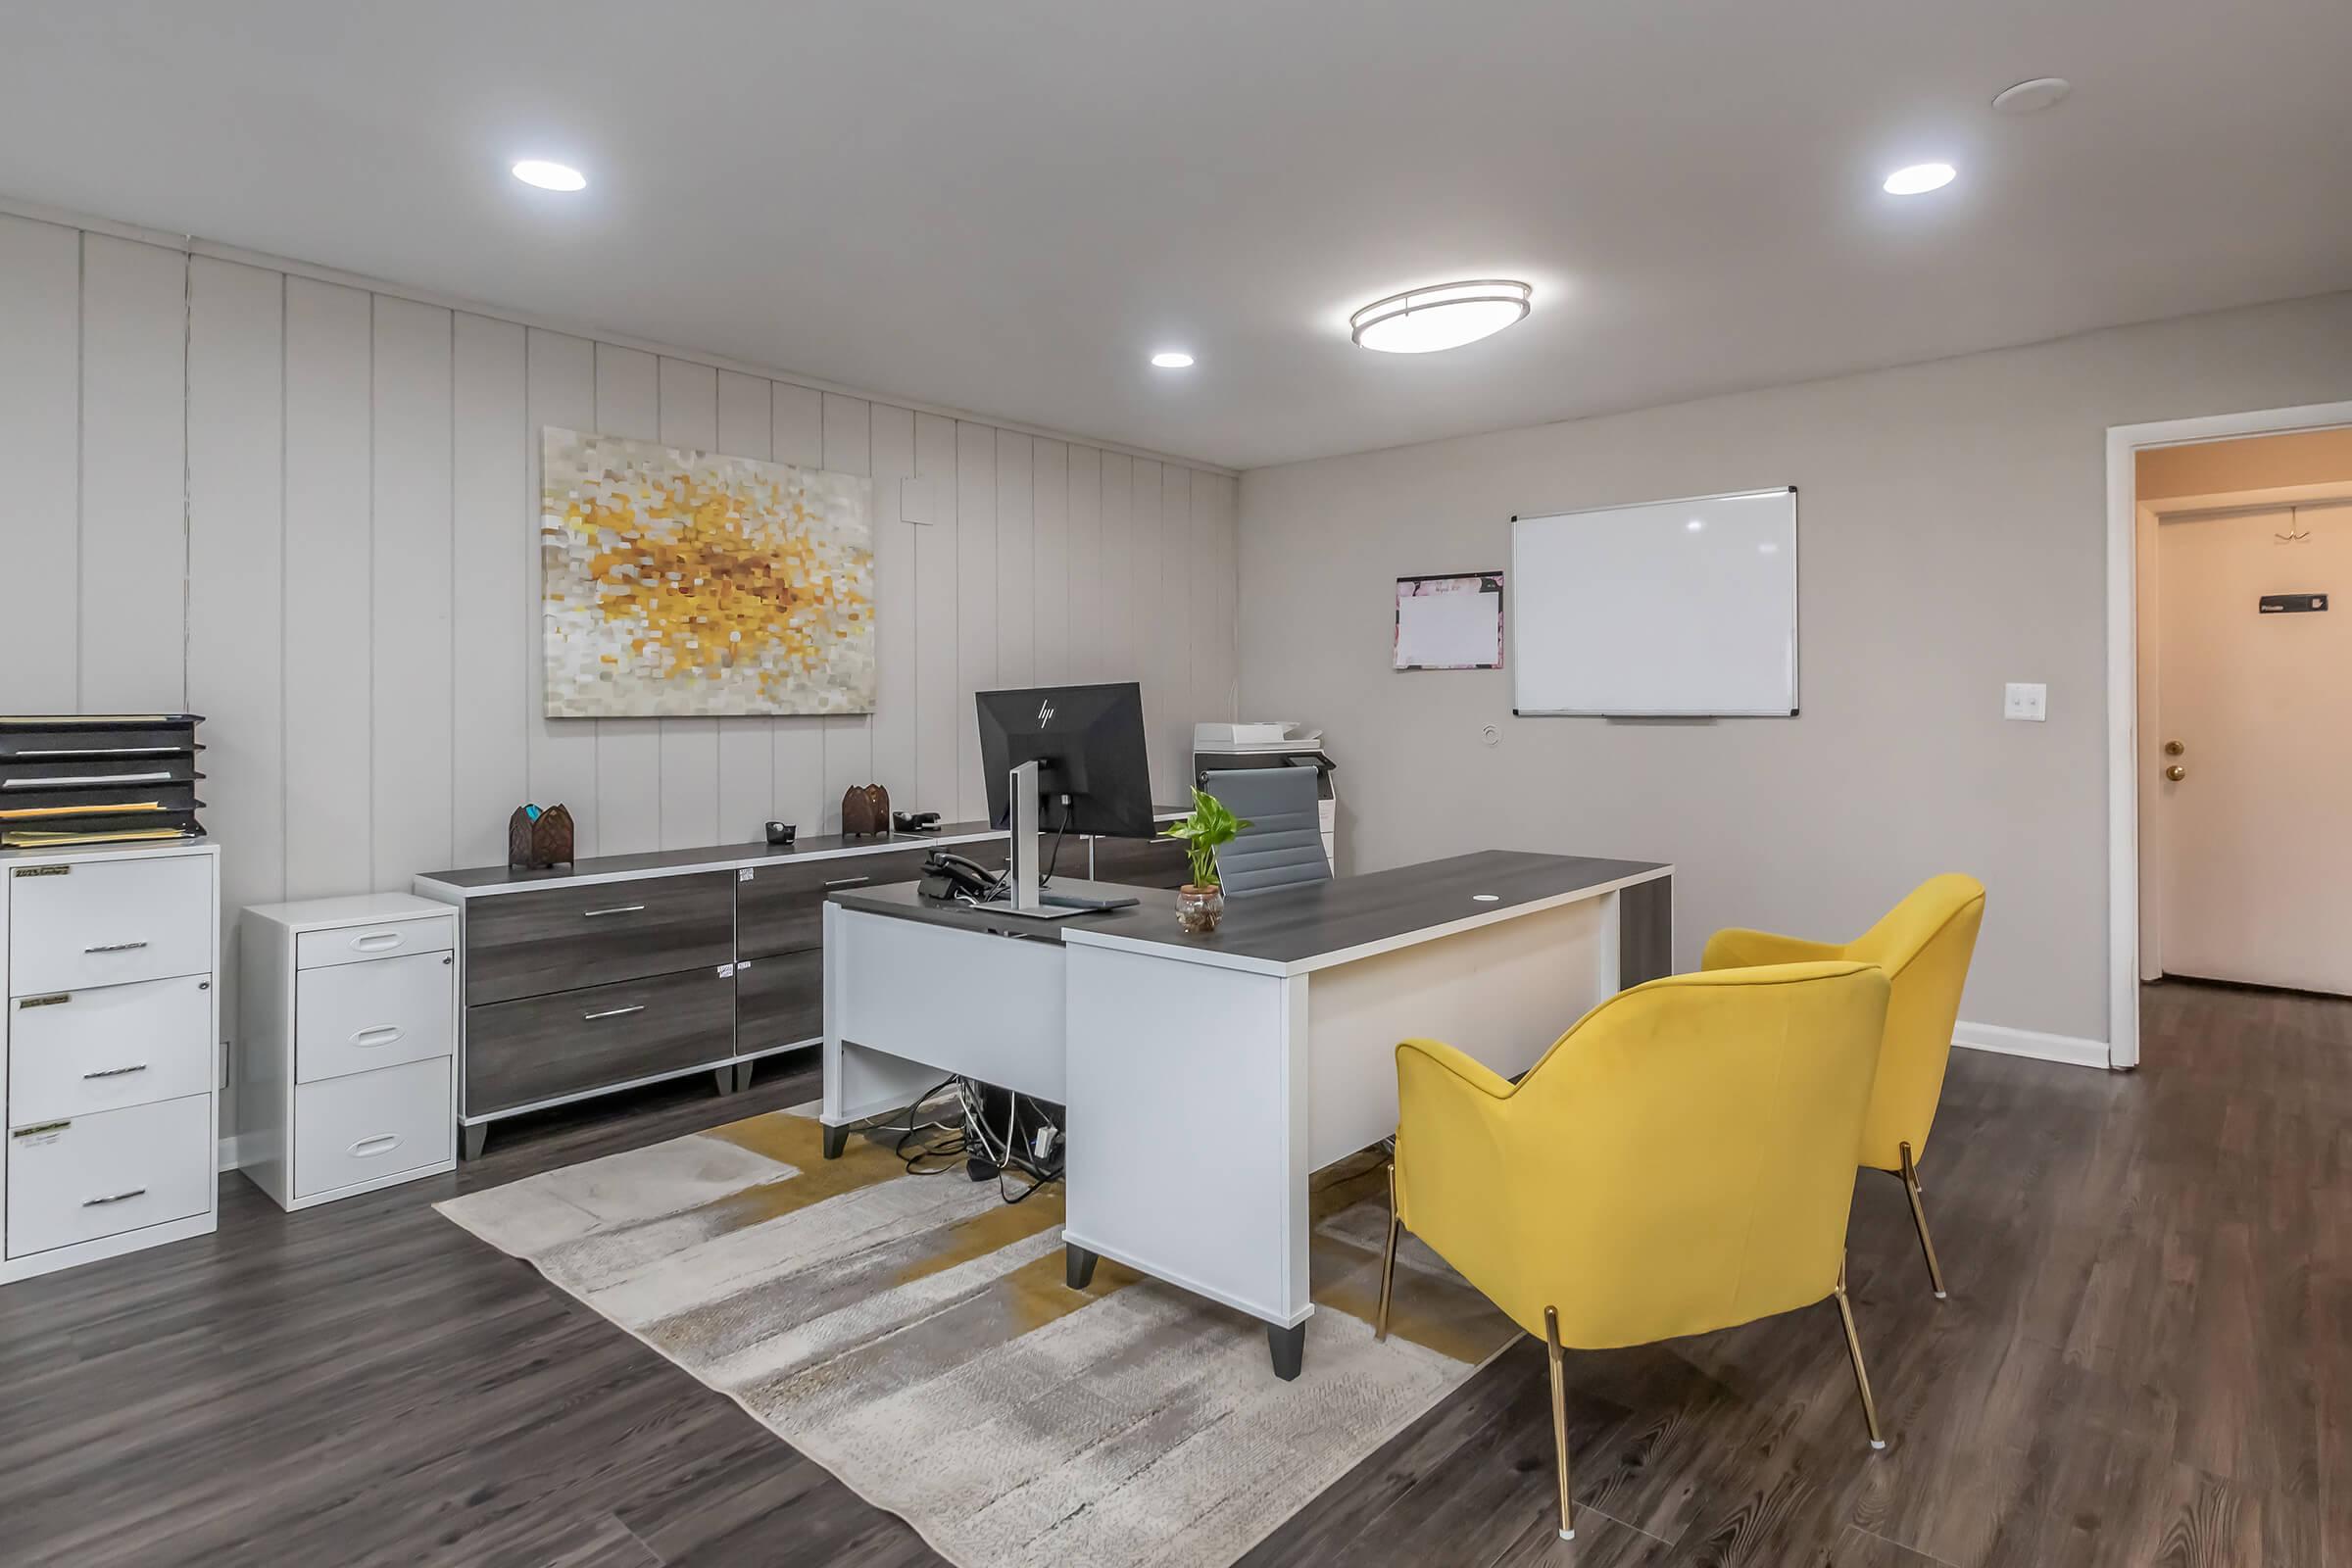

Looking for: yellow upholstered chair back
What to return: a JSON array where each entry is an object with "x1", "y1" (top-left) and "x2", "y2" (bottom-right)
[
  {"x1": 1701, "y1": 875, "x2": 1984, "y2": 1173},
  {"x1": 1840, "y1": 874, "x2": 1985, "y2": 1170},
  {"x1": 1393, "y1": 961, "x2": 1889, "y2": 1349}
]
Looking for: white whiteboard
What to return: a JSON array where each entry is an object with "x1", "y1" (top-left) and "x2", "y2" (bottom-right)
[{"x1": 1510, "y1": 487, "x2": 1797, "y2": 716}]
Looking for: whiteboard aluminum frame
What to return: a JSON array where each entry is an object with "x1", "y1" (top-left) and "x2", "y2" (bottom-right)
[{"x1": 1507, "y1": 485, "x2": 1799, "y2": 718}]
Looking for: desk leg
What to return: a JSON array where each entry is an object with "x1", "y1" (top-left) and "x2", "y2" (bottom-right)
[
  {"x1": 1065, "y1": 1242, "x2": 1099, "y2": 1290},
  {"x1": 822, "y1": 1123, "x2": 849, "y2": 1160},
  {"x1": 1267, "y1": 1321, "x2": 1306, "y2": 1382}
]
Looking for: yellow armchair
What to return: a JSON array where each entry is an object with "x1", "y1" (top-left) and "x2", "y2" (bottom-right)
[
  {"x1": 1703, "y1": 873, "x2": 1985, "y2": 1298},
  {"x1": 1379, "y1": 961, "x2": 1892, "y2": 1543}
]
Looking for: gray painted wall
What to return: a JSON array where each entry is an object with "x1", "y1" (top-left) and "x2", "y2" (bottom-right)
[{"x1": 1237, "y1": 291, "x2": 2352, "y2": 1045}]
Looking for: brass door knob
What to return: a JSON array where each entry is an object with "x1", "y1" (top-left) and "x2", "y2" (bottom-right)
[
  {"x1": 2163, "y1": 740, "x2": 2185, "y2": 757},
  {"x1": 2165, "y1": 764, "x2": 2186, "y2": 782}
]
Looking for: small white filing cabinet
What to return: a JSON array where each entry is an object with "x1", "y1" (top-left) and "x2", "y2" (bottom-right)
[
  {"x1": 238, "y1": 894, "x2": 458, "y2": 1209},
  {"x1": 2, "y1": 841, "x2": 222, "y2": 1286}
]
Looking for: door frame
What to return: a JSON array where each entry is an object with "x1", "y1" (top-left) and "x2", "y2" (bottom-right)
[{"x1": 2105, "y1": 401, "x2": 2352, "y2": 1068}]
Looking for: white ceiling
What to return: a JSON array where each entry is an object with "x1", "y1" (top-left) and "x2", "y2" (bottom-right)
[{"x1": 5, "y1": 0, "x2": 2349, "y2": 470}]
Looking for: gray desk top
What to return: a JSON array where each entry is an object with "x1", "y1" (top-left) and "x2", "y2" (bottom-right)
[
  {"x1": 829, "y1": 850, "x2": 1670, "y2": 976},
  {"x1": 415, "y1": 808, "x2": 1188, "y2": 898},
  {"x1": 415, "y1": 820, "x2": 1008, "y2": 895}
]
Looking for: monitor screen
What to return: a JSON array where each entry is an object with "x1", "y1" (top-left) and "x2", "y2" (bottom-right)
[{"x1": 975, "y1": 682, "x2": 1155, "y2": 838}]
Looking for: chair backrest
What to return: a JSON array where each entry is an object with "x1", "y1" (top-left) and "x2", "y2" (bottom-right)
[
  {"x1": 1201, "y1": 767, "x2": 1329, "y2": 896},
  {"x1": 1409, "y1": 962, "x2": 1888, "y2": 1348},
  {"x1": 1843, "y1": 873, "x2": 1985, "y2": 1169}
]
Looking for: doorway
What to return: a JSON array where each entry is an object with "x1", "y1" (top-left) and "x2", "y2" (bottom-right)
[
  {"x1": 2105, "y1": 404, "x2": 2352, "y2": 1068},
  {"x1": 2141, "y1": 475, "x2": 2352, "y2": 992}
]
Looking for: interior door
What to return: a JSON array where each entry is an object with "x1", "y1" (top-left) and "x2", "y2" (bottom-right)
[{"x1": 2155, "y1": 507, "x2": 2352, "y2": 993}]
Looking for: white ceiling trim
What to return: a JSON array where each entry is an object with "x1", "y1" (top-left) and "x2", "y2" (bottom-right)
[{"x1": 0, "y1": 190, "x2": 1239, "y2": 478}]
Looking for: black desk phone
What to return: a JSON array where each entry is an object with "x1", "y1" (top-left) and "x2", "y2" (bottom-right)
[
  {"x1": 893, "y1": 810, "x2": 942, "y2": 833},
  {"x1": 919, "y1": 851, "x2": 1000, "y2": 903}
]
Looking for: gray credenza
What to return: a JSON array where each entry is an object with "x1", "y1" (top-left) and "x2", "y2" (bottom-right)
[{"x1": 415, "y1": 818, "x2": 1186, "y2": 1155}]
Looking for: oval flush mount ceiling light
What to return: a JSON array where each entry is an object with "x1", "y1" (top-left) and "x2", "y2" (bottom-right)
[
  {"x1": 1992, "y1": 76, "x2": 2071, "y2": 114},
  {"x1": 1151, "y1": 351, "x2": 1195, "y2": 368},
  {"x1": 1350, "y1": 279, "x2": 1532, "y2": 354},
  {"x1": 512, "y1": 159, "x2": 587, "y2": 191},
  {"x1": 1883, "y1": 162, "x2": 1957, "y2": 196}
]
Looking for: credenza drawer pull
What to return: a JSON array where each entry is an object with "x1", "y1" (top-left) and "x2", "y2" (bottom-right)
[
  {"x1": 82, "y1": 1188, "x2": 148, "y2": 1207},
  {"x1": 82, "y1": 941, "x2": 150, "y2": 954},
  {"x1": 823, "y1": 875, "x2": 869, "y2": 888},
  {"x1": 81, "y1": 1063, "x2": 150, "y2": 1080},
  {"x1": 350, "y1": 1134, "x2": 402, "y2": 1158},
  {"x1": 583, "y1": 1004, "x2": 646, "y2": 1021},
  {"x1": 351, "y1": 1026, "x2": 403, "y2": 1049},
  {"x1": 582, "y1": 905, "x2": 647, "y2": 918},
  {"x1": 350, "y1": 931, "x2": 404, "y2": 952}
]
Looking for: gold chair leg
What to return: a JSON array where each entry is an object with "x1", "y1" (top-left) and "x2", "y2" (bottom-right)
[
  {"x1": 1898, "y1": 1141, "x2": 1948, "y2": 1300},
  {"x1": 1544, "y1": 1306, "x2": 1576, "y2": 1541},
  {"x1": 1374, "y1": 1160, "x2": 1401, "y2": 1343},
  {"x1": 1831, "y1": 1260, "x2": 1887, "y2": 1450}
]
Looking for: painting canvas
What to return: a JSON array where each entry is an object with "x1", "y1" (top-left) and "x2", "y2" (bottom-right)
[{"x1": 541, "y1": 426, "x2": 875, "y2": 716}]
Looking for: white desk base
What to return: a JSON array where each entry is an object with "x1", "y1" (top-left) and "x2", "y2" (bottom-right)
[{"x1": 821, "y1": 871, "x2": 1654, "y2": 1375}]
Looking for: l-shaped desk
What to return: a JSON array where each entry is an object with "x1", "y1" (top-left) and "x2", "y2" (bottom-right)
[{"x1": 821, "y1": 850, "x2": 1672, "y2": 1378}]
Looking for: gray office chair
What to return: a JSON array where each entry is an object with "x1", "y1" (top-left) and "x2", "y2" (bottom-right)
[{"x1": 1203, "y1": 767, "x2": 1330, "y2": 896}]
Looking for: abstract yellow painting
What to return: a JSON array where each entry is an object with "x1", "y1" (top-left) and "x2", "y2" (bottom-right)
[{"x1": 541, "y1": 426, "x2": 875, "y2": 716}]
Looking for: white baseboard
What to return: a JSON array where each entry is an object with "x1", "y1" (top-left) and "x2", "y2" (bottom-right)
[
  {"x1": 1952, "y1": 1020, "x2": 2111, "y2": 1070},
  {"x1": 216, "y1": 1134, "x2": 246, "y2": 1173}
]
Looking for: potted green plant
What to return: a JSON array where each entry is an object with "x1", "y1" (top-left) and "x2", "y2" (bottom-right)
[{"x1": 1162, "y1": 787, "x2": 1251, "y2": 934}]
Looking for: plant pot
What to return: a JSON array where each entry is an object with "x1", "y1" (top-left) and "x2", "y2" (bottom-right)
[{"x1": 1176, "y1": 883, "x2": 1224, "y2": 935}]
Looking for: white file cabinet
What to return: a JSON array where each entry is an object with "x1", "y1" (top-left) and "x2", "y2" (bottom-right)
[
  {"x1": 238, "y1": 894, "x2": 457, "y2": 1209},
  {"x1": 2, "y1": 841, "x2": 221, "y2": 1285}
]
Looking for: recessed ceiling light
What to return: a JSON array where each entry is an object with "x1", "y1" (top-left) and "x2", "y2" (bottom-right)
[
  {"x1": 1351, "y1": 279, "x2": 1532, "y2": 354},
  {"x1": 1686, "y1": 518, "x2": 1706, "y2": 531},
  {"x1": 512, "y1": 160, "x2": 587, "y2": 192},
  {"x1": 1992, "y1": 77, "x2": 2071, "y2": 115},
  {"x1": 1151, "y1": 351, "x2": 1195, "y2": 369},
  {"x1": 1883, "y1": 163, "x2": 1956, "y2": 196}
]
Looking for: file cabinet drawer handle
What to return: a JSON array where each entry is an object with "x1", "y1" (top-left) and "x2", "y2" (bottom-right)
[
  {"x1": 583, "y1": 1004, "x2": 646, "y2": 1021},
  {"x1": 350, "y1": 931, "x2": 404, "y2": 952},
  {"x1": 81, "y1": 1062, "x2": 149, "y2": 1080},
  {"x1": 82, "y1": 941, "x2": 149, "y2": 955},
  {"x1": 350, "y1": 1134, "x2": 402, "y2": 1158},
  {"x1": 582, "y1": 905, "x2": 647, "y2": 918},
  {"x1": 351, "y1": 1026, "x2": 403, "y2": 1049},
  {"x1": 82, "y1": 1188, "x2": 147, "y2": 1207}
]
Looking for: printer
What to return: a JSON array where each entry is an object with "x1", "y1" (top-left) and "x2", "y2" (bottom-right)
[{"x1": 1192, "y1": 722, "x2": 1339, "y2": 870}]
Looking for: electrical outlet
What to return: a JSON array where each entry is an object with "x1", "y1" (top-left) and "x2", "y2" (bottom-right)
[{"x1": 2003, "y1": 682, "x2": 2048, "y2": 721}]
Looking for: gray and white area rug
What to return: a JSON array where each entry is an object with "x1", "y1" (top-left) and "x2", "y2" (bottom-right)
[{"x1": 437, "y1": 1106, "x2": 1519, "y2": 1568}]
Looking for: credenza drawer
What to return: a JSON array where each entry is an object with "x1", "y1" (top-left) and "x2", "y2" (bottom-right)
[
  {"x1": 733, "y1": 948, "x2": 823, "y2": 1053},
  {"x1": 293, "y1": 1057, "x2": 453, "y2": 1199},
  {"x1": 737, "y1": 849, "x2": 929, "y2": 958},
  {"x1": 466, "y1": 965, "x2": 734, "y2": 1116},
  {"x1": 8, "y1": 854, "x2": 213, "y2": 996},
  {"x1": 296, "y1": 914, "x2": 453, "y2": 971},
  {"x1": 296, "y1": 950, "x2": 455, "y2": 1083},
  {"x1": 464, "y1": 872, "x2": 733, "y2": 1005},
  {"x1": 8, "y1": 973, "x2": 213, "y2": 1124},
  {"x1": 5, "y1": 1094, "x2": 213, "y2": 1258}
]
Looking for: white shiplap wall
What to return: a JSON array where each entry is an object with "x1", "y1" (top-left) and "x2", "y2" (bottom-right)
[{"x1": 0, "y1": 213, "x2": 1239, "y2": 1138}]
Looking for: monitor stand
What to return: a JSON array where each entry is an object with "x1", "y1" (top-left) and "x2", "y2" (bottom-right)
[{"x1": 986, "y1": 760, "x2": 1135, "y2": 920}]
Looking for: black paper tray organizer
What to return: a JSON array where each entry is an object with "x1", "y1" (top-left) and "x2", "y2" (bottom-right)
[{"x1": 0, "y1": 714, "x2": 208, "y2": 848}]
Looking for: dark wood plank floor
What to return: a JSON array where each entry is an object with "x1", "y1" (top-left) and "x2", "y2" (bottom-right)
[{"x1": 3, "y1": 981, "x2": 2343, "y2": 1567}]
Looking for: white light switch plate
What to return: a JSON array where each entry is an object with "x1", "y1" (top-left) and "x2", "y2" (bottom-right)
[{"x1": 2003, "y1": 682, "x2": 2048, "y2": 721}]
